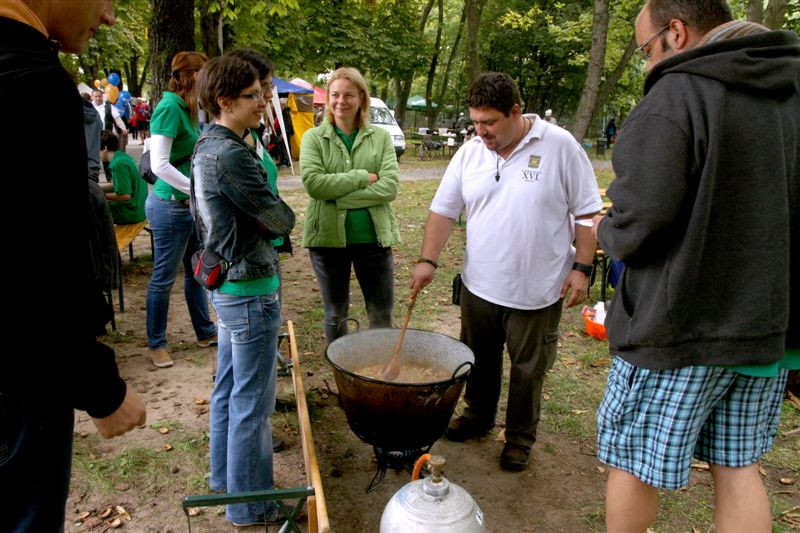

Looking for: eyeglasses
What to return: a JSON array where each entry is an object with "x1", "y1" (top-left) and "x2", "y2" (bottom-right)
[
  {"x1": 240, "y1": 92, "x2": 267, "y2": 103},
  {"x1": 261, "y1": 83, "x2": 276, "y2": 96},
  {"x1": 635, "y1": 24, "x2": 670, "y2": 61}
]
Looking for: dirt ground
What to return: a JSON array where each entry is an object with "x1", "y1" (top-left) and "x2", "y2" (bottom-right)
[{"x1": 66, "y1": 161, "x2": 798, "y2": 533}]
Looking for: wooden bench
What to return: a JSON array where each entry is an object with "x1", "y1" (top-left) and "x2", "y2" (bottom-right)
[
  {"x1": 115, "y1": 220, "x2": 150, "y2": 261},
  {"x1": 107, "y1": 220, "x2": 151, "y2": 329}
]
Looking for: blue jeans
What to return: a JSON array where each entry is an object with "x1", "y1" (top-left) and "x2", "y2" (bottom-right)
[
  {"x1": 209, "y1": 291, "x2": 280, "y2": 524},
  {"x1": 145, "y1": 194, "x2": 216, "y2": 349},
  {"x1": 309, "y1": 245, "x2": 394, "y2": 343}
]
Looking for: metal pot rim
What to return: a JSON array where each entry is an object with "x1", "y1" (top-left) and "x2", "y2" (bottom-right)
[{"x1": 325, "y1": 327, "x2": 473, "y2": 387}]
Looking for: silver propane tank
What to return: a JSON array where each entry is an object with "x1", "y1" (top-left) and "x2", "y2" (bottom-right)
[{"x1": 380, "y1": 455, "x2": 485, "y2": 533}]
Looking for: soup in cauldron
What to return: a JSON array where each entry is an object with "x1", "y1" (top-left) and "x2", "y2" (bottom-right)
[{"x1": 355, "y1": 362, "x2": 451, "y2": 383}]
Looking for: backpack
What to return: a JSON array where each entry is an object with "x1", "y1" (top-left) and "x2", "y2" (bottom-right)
[{"x1": 139, "y1": 150, "x2": 192, "y2": 185}]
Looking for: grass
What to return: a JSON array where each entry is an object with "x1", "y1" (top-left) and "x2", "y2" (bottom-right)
[{"x1": 75, "y1": 158, "x2": 800, "y2": 532}]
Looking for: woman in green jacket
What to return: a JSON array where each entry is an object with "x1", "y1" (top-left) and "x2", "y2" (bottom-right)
[{"x1": 300, "y1": 67, "x2": 400, "y2": 343}]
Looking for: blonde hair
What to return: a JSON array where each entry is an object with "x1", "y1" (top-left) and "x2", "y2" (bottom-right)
[{"x1": 325, "y1": 67, "x2": 370, "y2": 130}]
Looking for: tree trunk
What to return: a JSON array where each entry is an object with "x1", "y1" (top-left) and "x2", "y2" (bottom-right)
[
  {"x1": 746, "y1": 0, "x2": 763, "y2": 24},
  {"x1": 125, "y1": 53, "x2": 140, "y2": 96},
  {"x1": 764, "y1": 0, "x2": 788, "y2": 29},
  {"x1": 393, "y1": 76, "x2": 413, "y2": 130},
  {"x1": 199, "y1": 0, "x2": 223, "y2": 57},
  {"x1": 138, "y1": 57, "x2": 150, "y2": 97},
  {"x1": 569, "y1": 0, "x2": 610, "y2": 143},
  {"x1": 148, "y1": 0, "x2": 195, "y2": 107},
  {"x1": 464, "y1": 0, "x2": 486, "y2": 85},
  {"x1": 393, "y1": 0, "x2": 435, "y2": 130},
  {"x1": 432, "y1": 5, "x2": 467, "y2": 126},
  {"x1": 595, "y1": 35, "x2": 637, "y2": 112},
  {"x1": 425, "y1": 0, "x2": 444, "y2": 129}
]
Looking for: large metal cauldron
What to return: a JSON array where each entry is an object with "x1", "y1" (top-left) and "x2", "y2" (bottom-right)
[{"x1": 326, "y1": 328, "x2": 474, "y2": 451}]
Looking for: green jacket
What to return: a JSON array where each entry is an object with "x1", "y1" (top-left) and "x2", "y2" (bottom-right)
[{"x1": 300, "y1": 120, "x2": 400, "y2": 248}]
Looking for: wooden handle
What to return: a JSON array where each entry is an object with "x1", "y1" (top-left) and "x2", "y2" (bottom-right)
[{"x1": 287, "y1": 321, "x2": 330, "y2": 533}]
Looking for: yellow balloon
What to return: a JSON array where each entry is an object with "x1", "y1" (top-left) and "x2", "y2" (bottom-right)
[
  {"x1": 93, "y1": 79, "x2": 101, "y2": 88},
  {"x1": 101, "y1": 78, "x2": 108, "y2": 87},
  {"x1": 105, "y1": 84, "x2": 119, "y2": 104}
]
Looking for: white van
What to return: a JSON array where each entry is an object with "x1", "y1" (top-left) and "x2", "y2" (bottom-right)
[{"x1": 370, "y1": 97, "x2": 405, "y2": 158}]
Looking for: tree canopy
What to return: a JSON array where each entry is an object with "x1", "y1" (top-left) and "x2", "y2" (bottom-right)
[{"x1": 61, "y1": 0, "x2": 800, "y2": 139}]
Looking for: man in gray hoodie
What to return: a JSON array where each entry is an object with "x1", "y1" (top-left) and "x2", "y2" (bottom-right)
[{"x1": 592, "y1": 1, "x2": 799, "y2": 531}]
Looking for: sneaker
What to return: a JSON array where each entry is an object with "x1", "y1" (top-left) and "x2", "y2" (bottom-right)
[
  {"x1": 500, "y1": 443, "x2": 530, "y2": 471},
  {"x1": 149, "y1": 348, "x2": 173, "y2": 368},
  {"x1": 231, "y1": 506, "x2": 290, "y2": 527},
  {"x1": 445, "y1": 416, "x2": 495, "y2": 442},
  {"x1": 272, "y1": 434, "x2": 286, "y2": 453},
  {"x1": 198, "y1": 336, "x2": 218, "y2": 348}
]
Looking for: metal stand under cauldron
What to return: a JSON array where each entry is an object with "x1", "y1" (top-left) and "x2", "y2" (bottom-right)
[
  {"x1": 367, "y1": 446, "x2": 431, "y2": 493},
  {"x1": 325, "y1": 327, "x2": 474, "y2": 492}
]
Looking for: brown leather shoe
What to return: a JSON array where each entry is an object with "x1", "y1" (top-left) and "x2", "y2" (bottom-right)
[
  {"x1": 500, "y1": 443, "x2": 530, "y2": 471},
  {"x1": 445, "y1": 416, "x2": 495, "y2": 442},
  {"x1": 149, "y1": 348, "x2": 173, "y2": 368},
  {"x1": 197, "y1": 335, "x2": 218, "y2": 348}
]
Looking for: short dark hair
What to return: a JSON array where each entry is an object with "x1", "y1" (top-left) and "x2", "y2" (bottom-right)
[
  {"x1": 197, "y1": 55, "x2": 259, "y2": 118},
  {"x1": 228, "y1": 48, "x2": 274, "y2": 80},
  {"x1": 467, "y1": 72, "x2": 522, "y2": 117},
  {"x1": 648, "y1": 0, "x2": 733, "y2": 35},
  {"x1": 100, "y1": 130, "x2": 119, "y2": 151}
]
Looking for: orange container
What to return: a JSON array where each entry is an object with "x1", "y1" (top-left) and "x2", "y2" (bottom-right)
[{"x1": 581, "y1": 306, "x2": 608, "y2": 340}]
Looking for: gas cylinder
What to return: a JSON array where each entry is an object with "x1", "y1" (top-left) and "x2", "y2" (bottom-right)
[{"x1": 379, "y1": 455, "x2": 485, "y2": 533}]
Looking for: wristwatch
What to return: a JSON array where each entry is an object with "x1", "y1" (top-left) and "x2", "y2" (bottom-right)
[
  {"x1": 417, "y1": 257, "x2": 439, "y2": 269},
  {"x1": 572, "y1": 261, "x2": 593, "y2": 276}
]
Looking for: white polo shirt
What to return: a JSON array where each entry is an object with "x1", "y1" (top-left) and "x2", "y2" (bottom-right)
[{"x1": 430, "y1": 114, "x2": 602, "y2": 310}]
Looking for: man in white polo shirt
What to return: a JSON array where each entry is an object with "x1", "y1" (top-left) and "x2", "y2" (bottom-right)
[{"x1": 411, "y1": 72, "x2": 601, "y2": 471}]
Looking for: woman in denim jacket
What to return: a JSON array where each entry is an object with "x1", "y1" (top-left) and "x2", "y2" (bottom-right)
[
  {"x1": 193, "y1": 55, "x2": 295, "y2": 527},
  {"x1": 300, "y1": 67, "x2": 400, "y2": 343}
]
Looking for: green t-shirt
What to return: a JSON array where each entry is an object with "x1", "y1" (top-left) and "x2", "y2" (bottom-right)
[
  {"x1": 219, "y1": 276, "x2": 280, "y2": 296},
  {"x1": 723, "y1": 349, "x2": 800, "y2": 377},
  {"x1": 333, "y1": 126, "x2": 377, "y2": 245},
  {"x1": 149, "y1": 91, "x2": 199, "y2": 201},
  {"x1": 252, "y1": 130, "x2": 283, "y2": 248},
  {"x1": 108, "y1": 150, "x2": 147, "y2": 224}
]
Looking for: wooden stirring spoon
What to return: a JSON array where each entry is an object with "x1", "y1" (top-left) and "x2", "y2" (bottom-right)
[{"x1": 380, "y1": 292, "x2": 418, "y2": 381}]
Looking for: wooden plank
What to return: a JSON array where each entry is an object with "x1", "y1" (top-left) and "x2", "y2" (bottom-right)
[
  {"x1": 287, "y1": 321, "x2": 330, "y2": 533},
  {"x1": 114, "y1": 220, "x2": 148, "y2": 252}
]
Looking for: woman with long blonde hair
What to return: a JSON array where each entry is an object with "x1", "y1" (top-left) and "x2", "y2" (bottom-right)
[{"x1": 145, "y1": 51, "x2": 216, "y2": 368}]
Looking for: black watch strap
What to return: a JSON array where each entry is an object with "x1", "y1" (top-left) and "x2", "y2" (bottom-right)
[
  {"x1": 417, "y1": 257, "x2": 439, "y2": 269},
  {"x1": 572, "y1": 261, "x2": 593, "y2": 275}
]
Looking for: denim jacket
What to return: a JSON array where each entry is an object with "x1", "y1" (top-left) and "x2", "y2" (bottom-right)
[{"x1": 192, "y1": 124, "x2": 295, "y2": 281}]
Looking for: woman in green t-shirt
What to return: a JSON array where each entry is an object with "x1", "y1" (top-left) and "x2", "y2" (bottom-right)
[{"x1": 144, "y1": 51, "x2": 216, "y2": 369}]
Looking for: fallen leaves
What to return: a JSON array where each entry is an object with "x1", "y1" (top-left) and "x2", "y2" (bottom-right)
[
  {"x1": 162, "y1": 444, "x2": 173, "y2": 452},
  {"x1": 787, "y1": 391, "x2": 800, "y2": 411},
  {"x1": 193, "y1": 397, "x2": 208, "y2": 405},
  {"x1": 158, "y1": 427, "x2": 169, "y2": 434},
  {"x1": 115, "y1": 505, "x2": 131, "y2": 521},
  {"x1": 779, "y1": 477, "x2": 797, "y2": 485},
  {"x1": 75, "y1": 505, "x2": 133, "y2": 529},
  {"x1": 777, "y1": 506, "x2": 800, "y2": 529}
]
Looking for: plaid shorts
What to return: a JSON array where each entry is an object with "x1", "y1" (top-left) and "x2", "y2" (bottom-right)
[{"x1": 596, "y1": 357, "x2": 788, "y2": 489}]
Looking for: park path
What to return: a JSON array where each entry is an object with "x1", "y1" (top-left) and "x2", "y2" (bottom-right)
[{"x1": 118, "y1": 137, "x2": 613, "y2": 191}]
